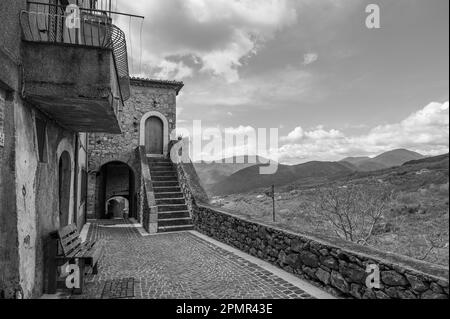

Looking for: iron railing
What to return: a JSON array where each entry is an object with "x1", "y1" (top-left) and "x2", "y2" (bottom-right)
[{"x1": 20, "y1": 1, "x2": 130, "y2": 101}]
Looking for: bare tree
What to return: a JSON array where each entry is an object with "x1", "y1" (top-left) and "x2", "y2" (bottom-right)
[
  {"x1": 418, "y1": 233, "x2": 449, "y2": 261},
  {"x1": 313, "y1": 184, "x2": 394, "y2": 245}
]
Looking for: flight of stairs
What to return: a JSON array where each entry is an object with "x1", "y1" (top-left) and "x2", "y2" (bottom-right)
[{"x1": 148, "y1": 158, "x2": 194, "y2": 233}]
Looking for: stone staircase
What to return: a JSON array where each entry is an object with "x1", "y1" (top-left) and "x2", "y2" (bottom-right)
[{"x1": 148, "y1": 158, "x2": 194, "y2": 233}]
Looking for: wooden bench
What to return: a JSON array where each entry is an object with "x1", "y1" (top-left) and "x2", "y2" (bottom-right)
[{"x1": 46, "y1": 224, "x2": 104, "y2": 294}]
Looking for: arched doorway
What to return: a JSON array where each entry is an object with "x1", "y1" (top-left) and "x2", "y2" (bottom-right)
[
  {"x1": 58, "y1": 151, "x2": 71, "y2": 227},
  {"x1": 106, "y1": 197, "x2": 129, "y2": 219},
  {"x1": 139, "y1": 111, "x2": 169, "y2": 156},
  {"x1": 95, "y1": 162, "x2": 136, "y2": 219},
  {"x1": 145, "y1": 116, "x2": 164, "y2": 155}
]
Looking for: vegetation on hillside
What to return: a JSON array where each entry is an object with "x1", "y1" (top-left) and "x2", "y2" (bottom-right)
[{"x1": 209, "y1": 154, "x2": 450, "y2": 267}]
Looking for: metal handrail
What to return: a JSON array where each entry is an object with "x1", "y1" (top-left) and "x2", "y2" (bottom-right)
[{"x1": 20, "y1": 2, "x2": 130, "y2": 101}]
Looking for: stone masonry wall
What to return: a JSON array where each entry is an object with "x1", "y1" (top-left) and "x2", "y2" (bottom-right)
[
  {"x1": 193, "y1": 204, "x2": 449, "y2": 299},
  {"x1": 87, "y1": 80, "x2": 182, "y2": 219}
]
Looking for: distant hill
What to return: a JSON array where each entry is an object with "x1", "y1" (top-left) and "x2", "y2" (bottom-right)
[
  {"x1": 203, "y1": 149, "x2": 433, "y2": 195},
  {"x1": 210, "y1": 161, "x2": 354, "y2": 195},
  {"x1": 278, "y1": 152, "x2": 449, "y2": 195},
  {"x1": 193, "y1": 156, "x2": 272, "y2": 187},
  {"x1": 403, "y1": 153, "x2": 449, "y2": 166},
  {"x1": 373, "y1": 149, "x2": 425, "y2": 166},
  {"x1": 340, "y1": 149, "x2": 425, "y2": 171},
  {"x1": 340, "y1": 156, "x2": 371, "y2": 165}
]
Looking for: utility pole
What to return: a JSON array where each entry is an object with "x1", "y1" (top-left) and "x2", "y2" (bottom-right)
[
  {"x1": 265, "y1": 184, "x2": 276, "y2": 222},
  {"x1": 272, "y1": 185, "x2": 276, "y2": 222}
]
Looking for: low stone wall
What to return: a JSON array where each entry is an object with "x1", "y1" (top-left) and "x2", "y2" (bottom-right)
[
  {"x1": 193, "y1": 204, "x2": 449, "y2": 299},
  {"x1": 139, "y1": 146, "x2": 157, "y2": 234},
  {"x1": 177, "y1": 159, "x2": 210, "y2": 217}
]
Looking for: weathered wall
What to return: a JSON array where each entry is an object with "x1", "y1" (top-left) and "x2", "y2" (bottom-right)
[
  {"x1": 14, "y1": 100, "x2": 78, "y2": 298},
  {"x1": 0, "y1": 0, "x2": 26, "y2": 92},
  {"x1": 0, "y1": 0, "x2": 27, "y2": 298},
  {"x1": 193, "y1": 205, "x2": 449, "y2": 299},
  {"x1": 0, "y1": 89, "x2": 20, "y2": 299}
]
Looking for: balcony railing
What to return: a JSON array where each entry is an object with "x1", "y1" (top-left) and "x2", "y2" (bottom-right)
[{"x1": 20, "y1": 1, "x2": 130, "y2": 101}]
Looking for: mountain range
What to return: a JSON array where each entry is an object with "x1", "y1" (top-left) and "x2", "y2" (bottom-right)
[
  {"x1": 340, "y1": 149, "x2": 424, "y2": 171},
  {"x1": 193, "y1": 155, "x2": 271, "y2": 185},
  {"x1": 196, "y1": 149, "x2": 435, "y2": 195}
]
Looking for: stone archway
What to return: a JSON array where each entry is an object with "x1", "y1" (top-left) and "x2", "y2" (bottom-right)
[
  {"x1": 139, "y1": 111, "x2": 169, "y2": 156},
  {"x1": 106, "y1": 196, "x2": 129, "y2": 219},
  {"x1": 94, "y1": 161, "x2": 136, "y2": 219}
]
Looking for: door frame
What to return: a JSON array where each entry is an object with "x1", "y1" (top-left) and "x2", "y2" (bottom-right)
[{"x1": 139, "y1": 111, "x2": 169, "y2": 157}]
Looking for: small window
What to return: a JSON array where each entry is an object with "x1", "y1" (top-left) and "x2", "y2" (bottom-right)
[{"x1": 35, "y1": 117, "x2": 48, "y2": 163}]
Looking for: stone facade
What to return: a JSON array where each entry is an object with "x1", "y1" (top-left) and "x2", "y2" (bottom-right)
[
  {"x1": 87, "y1": 78, "x2": 184, "y2": 220},
  {"x1": 192, "y1": 205, "x2": 449, "y2": 299},
  {"x1": 1, "y1": 0, "x2": 89, "y2": 298}
]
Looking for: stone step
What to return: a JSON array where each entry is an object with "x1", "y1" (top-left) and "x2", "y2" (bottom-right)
[
  {"x1": 156, "y1": 198, "x2": 185, "y2": 205},
  {"x1": 158, "y1": 204, "x2": 188, "y2": 212},
  {"x1": 153, "y1": 187, "x2": 181, "y2": 193},
  {"x1": 158, "y1": 217, "x2": 192, "y2": 227},
  {"x1": 150, "y1": 171, "x2": 177, "y2": 177},
  {"x1": 148, "y1": 161, "x2": 173, "y2": 167},
  {"x1": 157, "y1": 224, "x2": 194, "y2": 233},
  {"x1": 153, "y1": 181, "x2": 179, "y2": 187},
  {"x1": 150, "y1": 166, "x2": 176, "y2": 172},
  {"x1": 157, "y1": 210, "x2": 190, "y2": 219},
  {"x1": 154, "y1": 192, "x2": 184, "y2": 199},
  {"x1": 148, "y1": 157, "x2": 172, "y2": 162},
  {"x1": 151, "y1": 175, "x2": 178, "y2": 182}
]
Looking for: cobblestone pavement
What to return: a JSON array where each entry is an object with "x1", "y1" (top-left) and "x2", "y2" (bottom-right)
[{"x1": 71, "y1": 220, "x2": 315, "y2": 299}]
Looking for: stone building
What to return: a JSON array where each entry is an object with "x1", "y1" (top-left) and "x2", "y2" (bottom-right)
[
  {"x1": 86, "y1": 78, "x2": 184, "y2": 221},
  {"x1": 0, "y1": 0, "x2": 130, "y2": 298}
]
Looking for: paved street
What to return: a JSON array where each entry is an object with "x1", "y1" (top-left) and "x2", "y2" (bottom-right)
[{"x1": 71, "y1": 220, "x2": 318, "y2": 299}]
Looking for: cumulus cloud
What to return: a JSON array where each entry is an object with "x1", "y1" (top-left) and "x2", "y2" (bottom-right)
[
  {"x1": 279, "y1": 101, "x2": 449, "y2": 163},
  {"x1": 154, "y1": 60, "x2": 193, "y2": 80},
  {"x1": 303, "y1": 53, "x2": 318, "y2": 65},
  {"x1": 117, "y1": 0, "x2": 297, "y2": 82},
  {"x1": 281, "y1": 126, "x2": 304, "y2": 142}
]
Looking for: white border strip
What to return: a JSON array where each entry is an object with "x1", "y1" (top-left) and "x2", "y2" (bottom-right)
[{"x1": 189, "y1": 230, "x2": 336, "y2": 299}]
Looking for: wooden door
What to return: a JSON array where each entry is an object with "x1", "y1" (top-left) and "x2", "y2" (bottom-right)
[{"x1": 145, "y1": 116, "x2": 164, "y2": 155}]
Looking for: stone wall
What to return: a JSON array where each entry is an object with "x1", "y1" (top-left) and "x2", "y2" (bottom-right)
[
  {"x1": 0, "y1": 89, "x2": 20, "y2": 299},
  {"x1": 0, "y1": 0, "x2": 27, "y2": 298},
  {"x1": 193, "y1": 204, "x2": 449, "y2": 299},
  {"x1": 176, "y1": 157, "x2": 210, "y2": 217}
]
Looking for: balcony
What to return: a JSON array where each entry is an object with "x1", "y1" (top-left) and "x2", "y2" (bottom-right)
[{"x1": 19, "y1": 2, "x2": 131, "y2": 133}]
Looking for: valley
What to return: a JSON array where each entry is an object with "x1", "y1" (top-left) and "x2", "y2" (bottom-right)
[{"x1": 199, "y1": 151, "x2": 450, "y2": 267}]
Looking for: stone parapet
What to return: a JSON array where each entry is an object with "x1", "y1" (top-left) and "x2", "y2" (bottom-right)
[{"x1": 193, "y1": 204, "x2": 449, "y2": 299}]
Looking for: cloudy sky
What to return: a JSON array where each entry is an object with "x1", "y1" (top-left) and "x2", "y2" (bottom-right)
[{"x1": 114, "y1": 0, "x2": 449, "y2": 164}]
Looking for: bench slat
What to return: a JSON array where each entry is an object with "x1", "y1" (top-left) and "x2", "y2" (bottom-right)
[
  {"x1": 62, "y1": 237, "x2": 82, "y2": 256},
  {"x1": 58, "y1": 224, "x2": 82, "y2": 256},
  {"x1": 71, "y1": 242, "x2": 92, "y2": 259},
  {"x1": 58, "y1": 224, "x2": 78, "y2": 239}
]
